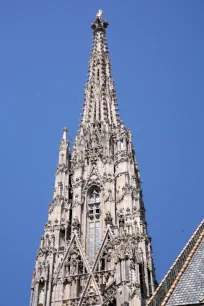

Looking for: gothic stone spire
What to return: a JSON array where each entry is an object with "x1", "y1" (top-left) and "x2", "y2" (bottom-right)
[
  {"x1": 30, "y1": 11, "x2": 156, "y2": 306},
  {"x1": 81, "y1": 10, "x2": 119, "y2": 126}
]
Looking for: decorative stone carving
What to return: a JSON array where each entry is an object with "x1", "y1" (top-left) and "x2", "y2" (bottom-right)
[
  {"x1": 119, "y1": 214, "x2": 125, "y2": 227},
  {"x1": 72, "y1": 217, "x2": 80, "y2": 233},
  {"x1": 30, "y1": 11, "x2": 156, "y2": 306},
  {"x1": 105, "y1": 211, "x2": 113, "y2": 227}
]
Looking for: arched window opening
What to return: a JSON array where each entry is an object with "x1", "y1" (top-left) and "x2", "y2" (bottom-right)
[
  {"x1": 63, "y1": 279, "x2": 70, "y2": 300},
  {"x1": 38, "y1": 279, "x2": 45, "y2": 306},
  {"x1": 100, "y1": 257, "x2": 105, "y2": 271},
  {"x1": 87, "y1": 186, "x2": 101, "y2": 264},
  {"x1": 60, "y1": 228, "x2": 65, "y2": 248},
  {"x1": 95, "y1": 262, "x2": 100, "y2": 272},
  {"x1": 109, "y1": 298, "x2": 116, "y2": 306},
  {"x1": 139, "y1": 263, "x2": 145, "y2": 297},
  {"x1": 120, "y1": 139, "x2": 124, "y2": 150},
  {"x1": 120, "y1": 261, "x2": 122, "y2": 283},
  {"x1": 125, "y1": 260, "x2": 129, "y2": 281},
  {"x1": 76, "y1": 279, "x2": 82, "y2": 297},
  {"x1": 148, "y1": 268, "x2": 152, "y2": 296}
]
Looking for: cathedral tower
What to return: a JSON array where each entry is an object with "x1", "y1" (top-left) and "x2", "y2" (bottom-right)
[{"x1": 30, "y1": 11, "x2": 156, "y2": 306}]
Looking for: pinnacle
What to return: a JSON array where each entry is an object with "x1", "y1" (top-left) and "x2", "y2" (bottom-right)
[{"x1": 62, "y1": 127, "x2": 68, "y2": 141}]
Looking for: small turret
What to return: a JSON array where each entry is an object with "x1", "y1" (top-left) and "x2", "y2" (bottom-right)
[
  {"x1": 58, "y1": 127, "x2": 69, "y2": 165},
  {"x1": 52, "y1": 127, "x2": 70, "y2": 200}
]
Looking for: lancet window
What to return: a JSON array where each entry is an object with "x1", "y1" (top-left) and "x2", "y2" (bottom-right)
[{"x1": 87, "y1": 186, "x2": 101, "y2": 264}]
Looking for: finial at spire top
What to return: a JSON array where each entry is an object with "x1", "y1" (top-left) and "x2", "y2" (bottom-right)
[
  {"x1": 96, "y1": 9, "x2": 103, "y2": 19},
  {"x1": 91, "y1": 9, "x2": 109, "y2": 32}
]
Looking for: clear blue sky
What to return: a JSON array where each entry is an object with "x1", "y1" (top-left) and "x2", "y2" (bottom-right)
[{"x1": 0, "y1": 1, "x2": 203, "y2": 305}]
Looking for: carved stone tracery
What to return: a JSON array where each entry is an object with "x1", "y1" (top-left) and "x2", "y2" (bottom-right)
[{"x1": 30, "y1": 11, "x2": 156, "y2": 306}]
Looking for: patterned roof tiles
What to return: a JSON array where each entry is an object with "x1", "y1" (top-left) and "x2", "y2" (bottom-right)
[
  {"x1": 166, "y1": 236, "x2": 204, "y2": 305},
  {"x1": 147, "y1": 219, "x2": 204, "y2": 306}
]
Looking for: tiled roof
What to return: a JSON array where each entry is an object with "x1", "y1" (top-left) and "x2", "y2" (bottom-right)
[
  {"x1": 147, "y1": 219, "x2": 204, "y2": 306},
  {"x1": 166, "y1": 236, "x2": 204, "y2": 305}
]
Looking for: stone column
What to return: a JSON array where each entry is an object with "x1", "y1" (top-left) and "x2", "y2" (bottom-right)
[
  {"x1": 43, "y1": 280, "x2": 48, "y2": 306},
  {"x1": 34, "y1": 281, "x2": 39, "y2": 306},
  {"x1": 150, "y1": 268, "x2": 154, "y2": 294},
  {"x1": 30, "y1": 289, "x2": 34, "y2": 306},
  {"x1": 46, "y1": 279, "x2": 52, "y2": 306},
  {"x1": 143, "y1": 263, "x2": 149, "y2": 297},
  {"x1": 46, "y1": 255, "x2": 54, "y2": 306}
]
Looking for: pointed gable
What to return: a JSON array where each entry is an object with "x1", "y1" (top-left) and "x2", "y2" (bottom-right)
[
  {"x1": 54, "y1": 233, "x2": 90, "y2": 283},
  {"x1": 83, "y1": 165, "x2": 103, "y2": 191}
]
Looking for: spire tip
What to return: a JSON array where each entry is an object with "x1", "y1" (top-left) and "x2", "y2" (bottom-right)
[
  {"x1": 62, "y1": 127, "x2": 67, "y2": 140},
  {"x1": 91, "y1": 9, "x2": 108, "y2": 32},
  {"x1": 96, "y1": 9, "x2": 103, "y2": 19}
]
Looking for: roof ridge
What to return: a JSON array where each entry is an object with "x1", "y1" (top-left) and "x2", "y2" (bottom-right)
[{"x1": 147, "y1": 219, "x2": 204, "y2": 306}]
